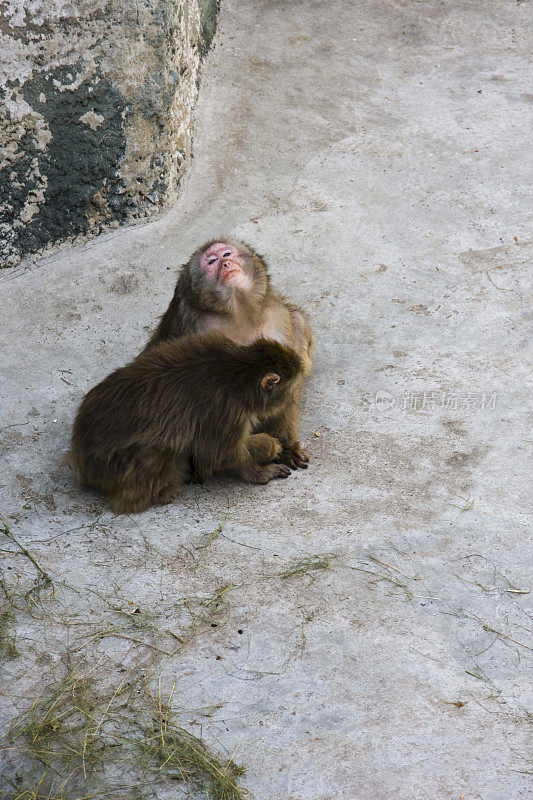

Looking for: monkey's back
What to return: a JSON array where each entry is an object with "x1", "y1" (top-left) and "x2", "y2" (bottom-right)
[{"x1": 74, "y1": 336, "x2": 250, "y2": 449}]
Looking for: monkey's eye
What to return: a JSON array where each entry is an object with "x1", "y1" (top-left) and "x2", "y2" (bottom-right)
[
  {"x1": 223, "y1": 252, "x2": 232, "y2": 257},
  {"x1": 208, "y1": 257, "x2": 217, "y2": 265}
]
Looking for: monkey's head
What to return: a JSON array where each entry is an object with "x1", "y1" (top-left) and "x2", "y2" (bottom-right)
[
  {"x1": 245, "y1": 339, "x2": 303, "y2": 411},
  {"x1": 186, "y1": 239, "x2": 270, "y2": 312}
]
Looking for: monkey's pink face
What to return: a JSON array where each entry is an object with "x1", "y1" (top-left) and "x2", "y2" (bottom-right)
[{"x1": 199, "y1": 243, "x2": 251, "y2": 290}]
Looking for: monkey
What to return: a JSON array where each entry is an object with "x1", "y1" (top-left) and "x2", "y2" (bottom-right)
[
  {"x1": 71, "y1": 334, "x2": 303, "y2": 514},
  {"x1": 143, "y1": 239, "x2": 314, "y2": 471}
]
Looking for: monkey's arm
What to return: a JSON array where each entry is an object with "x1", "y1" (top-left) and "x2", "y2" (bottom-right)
[
  {"x1": 287, "y1": 304, "x2": 314, "y2": 376},
  {"x1": 261, "y1": 381, "x2": 309, "y2": 470},
  {"x1": 274, "y1": 305, "x2": 313, "y2": 469},
  {"x1": 260, "y1": 301, "x2": 313, "y2": 468},
  {"x1": 143, "y1": 275, "x2": 198, "y2": 352}
]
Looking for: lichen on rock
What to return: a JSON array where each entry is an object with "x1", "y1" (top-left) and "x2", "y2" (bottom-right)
[{"x1": 0, "y1": 0, "x2": 219, "y2": 267}]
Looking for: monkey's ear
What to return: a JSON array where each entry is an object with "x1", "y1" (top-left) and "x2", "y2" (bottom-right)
[{"x1": 261, "y1": 373, "x2": 281, "y2": 390}]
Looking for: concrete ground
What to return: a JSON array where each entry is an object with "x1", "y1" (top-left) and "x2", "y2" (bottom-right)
[{"x1": 1, "y1": 1, "x2": 531, "y2": 798}]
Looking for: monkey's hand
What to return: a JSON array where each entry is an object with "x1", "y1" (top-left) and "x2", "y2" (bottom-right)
[{"x1": 279, "y1": 441, "x2": 309, "y2": 470}]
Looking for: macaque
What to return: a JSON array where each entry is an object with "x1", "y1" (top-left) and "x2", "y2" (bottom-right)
[
  {"x1": 143, "y1": 240, "x2": 314, "y2": 470},
  {"x1": 71, "y1": 335, "x2": 302, "y2": 514}
]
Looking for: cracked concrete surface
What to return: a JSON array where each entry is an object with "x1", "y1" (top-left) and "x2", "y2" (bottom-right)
[{"x1": 1, "y1": 1, "x2": 531, "y2": 798}]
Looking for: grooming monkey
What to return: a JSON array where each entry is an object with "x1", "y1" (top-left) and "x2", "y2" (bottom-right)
[
  {"x1": 72, "y1": 335, "x2": 302, "y2": 514},
  {"x1": 144, "y1": 240, "x2": 314, "y2": 470}
]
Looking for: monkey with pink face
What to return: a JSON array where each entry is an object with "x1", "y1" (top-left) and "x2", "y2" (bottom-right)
[{"x1": 144, "y1": 240, "x2": 314, "y2": 470}]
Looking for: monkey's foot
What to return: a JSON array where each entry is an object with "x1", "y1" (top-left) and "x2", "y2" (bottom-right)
[
  {"x1": 270, "y1": 463, "x2": 291, "y2": 480},
  {"x1": 186, "y1": 473, "x2": 204, "y2": 485},
  {"x1": 244, "y1": 463, "x2": 291, "y2": 484},
  {"x1": 247, "y1": 433, "x2": 283, "y2": 464},
  {"x1": 280, "y1": 442, "x2": 309, "y2": 470},
  {"x1": 157, "y1": 486, "x2": 181, "y2": 505}
]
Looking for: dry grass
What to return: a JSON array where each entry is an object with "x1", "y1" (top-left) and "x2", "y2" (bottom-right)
[
  {"x1": 0, "y1": 523, "x2": 245, "y2": 800},
  {"x1": 0, "y1": 610, "x2": 19, "y2": 662},
  {"x1": 2, "y1": 660, "x2": 247, "y2": 800},
  {"x1": 280, "y1": 553, "x2": 334, "y2": 581},
  {"x1": 196, "y1": 501, "x2": 231, "y2": 551},
  {"x1": 0, "y1": 522, "x2": 52, "y2": 602},
  {"x1": 450, "y1": 496, "x2": 475, "y2": 512}
]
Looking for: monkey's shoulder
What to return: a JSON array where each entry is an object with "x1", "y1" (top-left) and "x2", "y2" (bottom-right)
[{"x1": 136, "y1": 333, "x2": 242, "y2": 368}]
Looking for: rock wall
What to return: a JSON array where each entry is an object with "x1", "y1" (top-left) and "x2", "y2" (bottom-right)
[{"x1": 0, "y1": 0, "x2": 219, "y2": 267}]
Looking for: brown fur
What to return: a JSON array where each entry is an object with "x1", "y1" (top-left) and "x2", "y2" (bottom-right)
[
  {"x1": 72, "y1": 334, "x2": 302, "y2": 514},
  {"x1": 144, "y1": 239, "x2": 314, "y2": 468}
]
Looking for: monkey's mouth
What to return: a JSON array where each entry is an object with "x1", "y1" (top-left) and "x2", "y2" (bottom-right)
[{"x1": 220, "y1": 267, "x2": 243, "y2": 283}]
